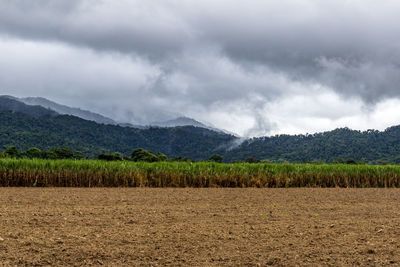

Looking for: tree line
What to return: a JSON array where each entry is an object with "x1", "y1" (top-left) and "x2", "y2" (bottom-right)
[
  {"x1": 0, "y1": 146, "x2": 84, "y2": 160},
  {"x1": 1, "y1": 146, "x2": 368, "y2": 165},
  {"x1": 0, "y1": 146, "x2": 212, "y2": 162}
]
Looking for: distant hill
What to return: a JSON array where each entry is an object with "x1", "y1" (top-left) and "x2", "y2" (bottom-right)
[
  {"x1": 118, "y1": 122, "x2": 146, "y2": 129},
  {"x1": 0, "y1": 98, "x2": 236, "y2": 159},
  {"x1": 0, "y1": 95, "x2": 58, "y2": 118},
  {"x1": 150, "y1": 116, "x2": 234, "y2": 135},
  {"x1": 19, "y1": 96, "x2": 117, "y2": 125},
  {"x1": 2, "y1": 95, "x2": 400, "y2": 163},
  {"x1": 225, "y1": 127, "x2": 400, "y2": 164},
  {"x1": 151, "y1": 116, "x2": 208, "y2": 128},
  {"x1": 5, "y1": 95, "x2": 232, "y2": 133}
]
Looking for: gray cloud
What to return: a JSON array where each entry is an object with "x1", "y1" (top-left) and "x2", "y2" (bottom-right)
[
  {"x1": 1, "y1": 0, "x2": 400, "y2": 136},
  {"x1": 0, "y1": 0, "x2": 193, "y2": 59}
]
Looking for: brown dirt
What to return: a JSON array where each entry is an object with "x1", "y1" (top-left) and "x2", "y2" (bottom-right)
[{"x1": 0, "y1": 188, "x2": 400, "y2": 266}]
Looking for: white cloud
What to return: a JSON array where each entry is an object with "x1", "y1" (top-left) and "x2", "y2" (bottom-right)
[{"x1": 265, "y1": 89, "x2": 400, "y2": 136}]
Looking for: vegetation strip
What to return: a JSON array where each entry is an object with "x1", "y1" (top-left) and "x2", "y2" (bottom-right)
[{"x1": 1, "y1": 159, "x2": 400, "y2": 187}]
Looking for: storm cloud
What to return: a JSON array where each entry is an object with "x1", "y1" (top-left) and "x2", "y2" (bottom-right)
[{"x1": 1, "y1": 0, "x2": 400, "y2": 136}]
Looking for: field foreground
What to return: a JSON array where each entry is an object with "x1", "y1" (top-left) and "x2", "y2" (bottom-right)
[{"x1": 1, "y1": 189, "x2": 400, "y2": 266}]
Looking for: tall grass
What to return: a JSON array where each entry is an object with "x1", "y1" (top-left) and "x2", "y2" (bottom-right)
[{"x1": 1, "y1": 158, "x2": 400, "y2": 187}]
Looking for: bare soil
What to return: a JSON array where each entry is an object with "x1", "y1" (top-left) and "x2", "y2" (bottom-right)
[{"x1": 1, "y1": 188, "x2": 400, "y2": 266}]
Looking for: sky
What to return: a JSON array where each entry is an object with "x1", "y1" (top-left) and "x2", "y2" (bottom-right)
[{"x1": 1, "y1": 0, "x2": 400, "y2": 137}]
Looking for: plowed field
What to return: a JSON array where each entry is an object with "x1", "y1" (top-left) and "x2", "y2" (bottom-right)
[{"x1": 1, "y1": 188, "x2": 399, "y2": 266}]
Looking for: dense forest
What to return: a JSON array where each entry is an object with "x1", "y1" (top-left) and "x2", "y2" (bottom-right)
[
  {"x1": 223, "y1": 127, "x2": 400, "y2": 164},
  {"x1": 2, "y1": 96, "x2": 400, "y2": 163},
  {"x1": 0, "y1": 110, "x2": 235, "y2": 160}
]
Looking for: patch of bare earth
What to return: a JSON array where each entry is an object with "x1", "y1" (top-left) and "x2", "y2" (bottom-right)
[{"x1": 0, "y1": 188, "x2": 400, "y2": 266}]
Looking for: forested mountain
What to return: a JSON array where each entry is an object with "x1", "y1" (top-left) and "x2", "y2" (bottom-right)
[
  {"x1": 151, "y1": 116, "x2": 208, "y2": 128},
  {"x1": 0, "y1": 110, "x2": 235, "y2": 160},
  {"x1": 18, "y1": 96, "x2": 117, "y2": 125},
  {"x1": 225, "y1": 128, "x2": 400, "y2": 164},
  {"x1": 12, "y1": 96, "x2": 221, "y2": 130},
  {"x1": 0, "y1": 96, "x2": 58, "y2": 118},
  {"x1": 2, "y1": 95, "x2": 400, "y2": 163},
  {"x1": 150, "y1": 116, "x2": 231, "y2": 135}
]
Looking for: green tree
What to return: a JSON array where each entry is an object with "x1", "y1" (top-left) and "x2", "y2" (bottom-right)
[
  {"x1": 358, "y1": 158, "x2": 367, "y2": 165},
  {"x1": 335, "y1": 157, "x2": 345, "y2": 164},
  {"x1": 245, "y1": 157, "x2": 259, "y2": 163},
  {"x1": 182, "y1": 157, "x2": 192, "y2": 162},
  {"x1": 209, "y1": 154, "x2": 223, "y2": 163},
  {"x1": 97, "y1": 152, "x2": 123, "y2": 161},
  {"x1": 156, "y1": 152, "x2": 168, "y2": 161},
  {"x1": 41, "y1": 150, "x2": 57, "y2": 159},
  {"x1": 51, "y1": 148, "x2": 75, "y2": 159},
  {"x1": 346, "y1": 159, "x2": 357, "y2": 164},
  {"x1": 26, "y1": 147, "x2": 43, "y2": 159},
  {"x1": 131, "y1": 148, "x2": 159, "y2": 162},
  {"x1": 4, "y1": 146, "x2": 19, "y2": 158}
]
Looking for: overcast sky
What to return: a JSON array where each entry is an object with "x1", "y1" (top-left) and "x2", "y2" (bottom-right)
[{"x1": 1, "y1": 0, "x2": 400, "y2": 136}]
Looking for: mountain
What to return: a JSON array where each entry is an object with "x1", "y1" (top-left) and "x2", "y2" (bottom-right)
[
  {"x1": 19, "y1": 96, "x2": 117, "y2": 125},
  {"x1": 2, "y1": 95, "x2": 400, "y2": 163},
  {"x1": 7, "y1": 95, "x2": 232, "y2": 133},
  {"x1": 118, "y1": 122, "x2": 146, "y2": 129},
  {"x1": 18, "y1": 97, "x2": 229, "y2": 132},
  {"x1": 150, "y1": 116, "x2": 235, "y2": 135},
  {"x1": 0, "y1": 97, "x2": 236, "y2": 159},
  {"x1": 0, "y1": 95, "x2": 58, "y2": 118},
  {"x1": 225, "y1": 127, "x2": 400, "y2": 164},
  {"x1": 151, "y1": 116, "x2": 208, "y2": 128}
]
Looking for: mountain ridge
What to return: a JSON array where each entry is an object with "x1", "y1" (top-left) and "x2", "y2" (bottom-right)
[
  {"x1": 0, "y1": 96, "x2": 59, "y2": 118},
  {"x1": 224, "y1": 127, "x2": 400, "y2": 163},
  {"x1": 0, "y1": 96, "x2": 236, "y2": 159},
  {"x1": 14, "y1": 96, "x2": 228, "y2": 133},
  {"x1": 150, "y1": 116, "x2": 208, "y2": 128},
  {"x1": 149, "y1": 116, "x2": 234, "y2": 135},
  {"x1": 1, "y1": 95, "x2": 400, "y2": 163},
  {"x1": 19, "y1": 96, "x2": 118, "y2": 125}
]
